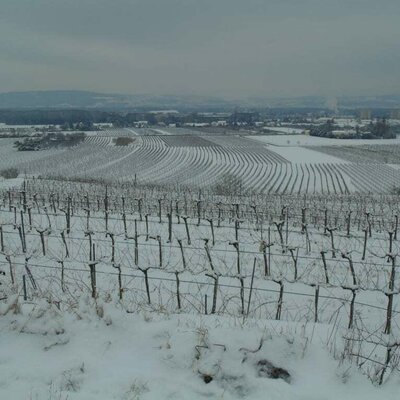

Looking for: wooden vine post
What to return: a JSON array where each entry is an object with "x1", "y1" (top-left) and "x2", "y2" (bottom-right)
[
  {"x1": 182, "y1": 216, "x2": 191, "y2": 245},
  {"x1": 206, "y1": 273, "x2": 219, "y2": 314},
  {"x1": 89, "y1": 243, "x2": 98, "y2": 298},
  {"x1": 259, "y1": 240, "x2": 273, "y2": 276},
  {"x1": 320, "y1": 250, "x2": 329, "y2": 284},
  {"x1": 138, "y1": 267, "x2": 151, "y2": 304},
  {"x1": 274, "y1": 280, "x2": 284, "y2": 320},
  {"x1": 384, "y1": 254, "x2": 396, "y2": 335},
  {"x1": 229, "y1": 241, "x2": 240, "y2": 275},
  {"x1": 112, "y1": 263, "x2": 123, "y2": 300},
  {"x1": 326, "y1": 226, "x2": 337, "y2": 258}
]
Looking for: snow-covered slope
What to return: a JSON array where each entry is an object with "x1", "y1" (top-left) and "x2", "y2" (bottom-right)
[{"x1": 0, "y1": 296, "x2": 398, "y2": 400}]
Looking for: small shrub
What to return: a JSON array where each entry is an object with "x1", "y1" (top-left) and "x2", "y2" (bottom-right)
[
  {"x1": 114, "y1": 137, "x2": 135, "y2": 146},
  {"x1": 390, "y1": 186, "x2": 400, "y2": 195},
  {"x1": 0, "y1": 168, "x2": 19, "y2": 179},
  {"x1": 14, "y1": 132, "x2": 86, "y2": 151}
]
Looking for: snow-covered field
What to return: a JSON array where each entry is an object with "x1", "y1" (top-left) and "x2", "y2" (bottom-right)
[
  {"x1": 2, "y1": 130, "x2": 400, "y2": 194},
  {"x1": 249, "y1": 134, "x2": 400, "y2": 147},
  {"x1": 0, "y1": 177, "x2": 25, "y2": 190},
  {"x1": 263, "y1": 127, "x2": 305, "y2": 134},
  {"x1": 261, "y1": 145, "x2": 346, "y2": 164}
]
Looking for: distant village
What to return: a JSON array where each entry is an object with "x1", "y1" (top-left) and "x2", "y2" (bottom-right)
[{"x1": 1, "y1": 108, "x2": 400, "y2": 141}]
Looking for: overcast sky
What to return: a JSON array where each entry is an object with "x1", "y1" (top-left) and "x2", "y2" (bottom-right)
[{"x1": 0, "y1": 0, "x2": 399, "y2": 98}]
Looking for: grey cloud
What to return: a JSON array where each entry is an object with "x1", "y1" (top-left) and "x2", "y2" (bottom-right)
[{"x1": 0, "y1": 0, "x2": 399, "y2": 98}]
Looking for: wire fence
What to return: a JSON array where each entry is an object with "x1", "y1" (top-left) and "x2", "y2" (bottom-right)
[{"x1": 1, "y1": 179, "x2": 400, "y2": 384}]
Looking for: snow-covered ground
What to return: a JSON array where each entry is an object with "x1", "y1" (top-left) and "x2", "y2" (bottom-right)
[
  {"x1": 0, "y1": 123, "x2": 60, "y2": 129},
  {"x1": 249, "y1": 134, "x2": 400, "y2": 147},
  {"x1": 124, "y1": 128, "x2": 140, "y2": 136},
  {"x1": 260, "y1": 145, "x2": 347, "y2": 164},
  {"x1": 0, "y1": 177, "x2": 25, "y2": 190},
  {"x1": 263, "y1": 127, "x2": 305, "y2": 134},
  {"x1": 151, "y1": 128, "x2": 172, "y2": 136},
  {"x1": 1, "y1": 296, "x2": 398, "y2": 400}
]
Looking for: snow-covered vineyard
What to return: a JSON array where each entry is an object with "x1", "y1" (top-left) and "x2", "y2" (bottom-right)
[
  {"x1": 1, "y1": 178, "x2": 400, "y2": 399},
  {"x1": 2, "y1": 130, "x2": 400, "y2": 399},
  {"x1": 2, "y1": 128, "x2": 400, "y2": 194}
]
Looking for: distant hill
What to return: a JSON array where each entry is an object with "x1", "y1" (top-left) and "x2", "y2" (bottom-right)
[
  {"x1": 0, "y1": 91, "x2": 113, "y2": 109},
  {"x1": 0, "y1": 91, "x2": 233, "y2": 111},
  {"x1": 243, "y1": 95, "x2": 400, "y2": 110},
  {"x1": 337, "y1": 95, "x2": 400, "y2": 109},
  {"x1": 0, "y1": 90, "x2": 399, "y2": 111}
]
